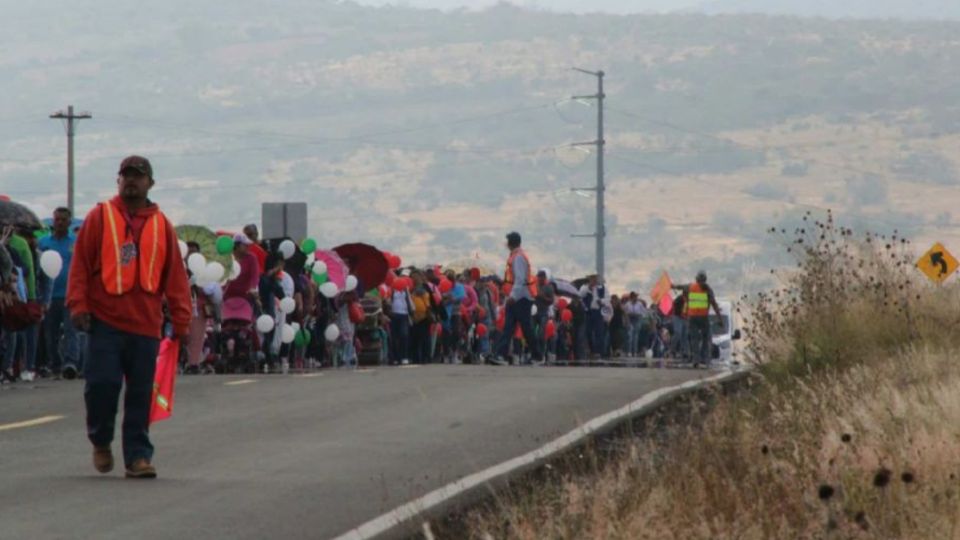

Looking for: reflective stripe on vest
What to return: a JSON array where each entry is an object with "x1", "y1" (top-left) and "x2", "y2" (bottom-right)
[
  {"x1": 503, "y1": 248, "x2": 538, "y2": 297},
  {"x1": 687, "y1": 283, "x2": 709, "y2": 317},
  {"x1": 100, "y1": 202, "x2": 168, "y2": 296}
]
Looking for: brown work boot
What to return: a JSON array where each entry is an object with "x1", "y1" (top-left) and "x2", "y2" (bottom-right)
[
  {"x1": 125, "y1": 459, "x2": 157, "y2": 479},
  {"x1": 93, "y1": 446, "x2": 114, "y2": 474}
]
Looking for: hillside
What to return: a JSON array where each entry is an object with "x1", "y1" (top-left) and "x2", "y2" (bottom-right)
[{"x1": 2, "y1": 1, "x2": 959, "y2": 292}]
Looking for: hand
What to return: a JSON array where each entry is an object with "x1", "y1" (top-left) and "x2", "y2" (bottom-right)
[{"x1": 72, "y1": 312, "x2": 91, "y2": 332}]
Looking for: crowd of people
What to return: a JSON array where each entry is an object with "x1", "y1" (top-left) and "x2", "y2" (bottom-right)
[
  {"x1": 0, "y1": 205, "x2": 728, "y2": 385},
  {"x1": 0, "y1": 211, "x2": 730, "y2": 384},
  {"x1": 179, "y1": 229, "x2": 726, "y2": 373}
]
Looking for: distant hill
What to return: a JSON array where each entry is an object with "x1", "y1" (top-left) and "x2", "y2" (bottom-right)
[{"x1": 695, "y1": 0, "x2": 960, "y2": 20}]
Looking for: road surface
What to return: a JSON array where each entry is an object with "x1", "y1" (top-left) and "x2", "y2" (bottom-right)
[{"x1": 0, "y1": 365, "x2": 708, "y2": 539}]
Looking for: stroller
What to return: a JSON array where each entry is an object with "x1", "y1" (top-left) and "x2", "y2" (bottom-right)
[{"x1": 216, "y1": 297, "x2": 258, "y2": 374}]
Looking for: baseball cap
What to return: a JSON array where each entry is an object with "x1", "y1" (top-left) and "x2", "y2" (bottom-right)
[
  {"x1": 118, "y1": 155, "x2": 153, "y2": 178},
  {"x1": 233, "y1": 233, "x2": 253, "y2": 246}
]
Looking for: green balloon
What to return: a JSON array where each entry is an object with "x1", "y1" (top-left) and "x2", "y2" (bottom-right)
[
  {"x1": 295, "y1": 329, "x2": 312, "y2": 347},
  {"x1": 215, "y1": 235, "x2": 234, "y2": 255},
  {"x1": 301, "y1": 238, "x2": 317, "y2": 254},
  {"x1": 312, "y1": 272, "x2": 328, "y2": 286}
]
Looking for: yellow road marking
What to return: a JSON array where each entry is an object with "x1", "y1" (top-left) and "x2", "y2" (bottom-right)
[
  {"x1": 0, "y1": 415, "x2": 65, "y2": 432},
  {"x1": 224, "y1": 379, "x2": 258, "y2": 386}
]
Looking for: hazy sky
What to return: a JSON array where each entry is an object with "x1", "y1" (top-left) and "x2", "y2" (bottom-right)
[{"x1": 351, "y1": 0, "x2": 701, "y2": 14}]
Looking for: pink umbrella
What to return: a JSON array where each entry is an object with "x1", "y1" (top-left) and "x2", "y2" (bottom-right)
[{"x1": 314, "y1": 249, "x2": 349, "y2": 289}]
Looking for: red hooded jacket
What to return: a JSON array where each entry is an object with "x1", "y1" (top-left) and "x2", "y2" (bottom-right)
[{"x1": 67, "y1": 196, "x2": 192, "y2": 338}]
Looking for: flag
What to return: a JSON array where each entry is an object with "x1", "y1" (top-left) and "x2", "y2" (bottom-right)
[
  {"x1": 658, "y1": 292, "x2": 674, "y2": 317},
  {"x1": 150, "y1": 338, "x2": 179, "y2": 424},
  {"x1": 650, "y1": 272, "x2": 673, "y2": 303}
]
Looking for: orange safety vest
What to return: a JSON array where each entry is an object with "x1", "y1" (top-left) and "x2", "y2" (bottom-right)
[
  {"x1": 502, "y1": 248, "x2": 538, "y2": 297},
  {"x1": 686, "y1": 282, "x2": 710, "y2": 318},
  {"x1": 100, "y1": 201, "x2": 169, "y2": 296}
]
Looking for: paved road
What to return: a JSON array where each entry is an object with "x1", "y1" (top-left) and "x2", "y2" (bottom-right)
[{"x1": 0, "y1": 365, "x2": 707, "y2": 540}]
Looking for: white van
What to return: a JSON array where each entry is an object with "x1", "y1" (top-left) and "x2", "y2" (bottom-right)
[{"x1": 709, "y1": 300, "x2": 741, "y2": 366}]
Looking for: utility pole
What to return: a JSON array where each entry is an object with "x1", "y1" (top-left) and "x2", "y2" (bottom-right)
[
  {"x1": 50, "y1": 105, "x2": 92, "y2": 216},
  {"x1": 570, "y1": 68, "x2": 606, "y2": 282}
]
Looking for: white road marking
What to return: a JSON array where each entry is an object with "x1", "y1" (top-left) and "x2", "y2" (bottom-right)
[
  {"x1": 0, "y1": 415, "x2": 65, "y2": 432},
  {"x1": 399, "y1": 365, "x2": 421, "y2": 369},
  {"x1": 354, "y1": 369, "x2": 376, "y2": 374},
  {"x1": 224, "y1": 379, "x2": 258, "y2": 386},
  {"x1": 298, "y1": 373, "x2": 324, "y2": 378},
  {"x1": 331, "y1": 370, "x2": 744, "y2": 540}
]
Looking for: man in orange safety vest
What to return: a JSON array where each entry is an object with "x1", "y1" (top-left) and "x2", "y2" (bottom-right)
[{"x1": 490, "y1": 231, "x2": 542, "y2": 366}]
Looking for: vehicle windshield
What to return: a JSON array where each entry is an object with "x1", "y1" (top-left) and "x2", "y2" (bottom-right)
[{"x1": 710, "y1": 314, "x2": 730, "y2": 336}]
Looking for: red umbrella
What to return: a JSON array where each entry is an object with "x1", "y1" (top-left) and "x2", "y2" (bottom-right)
[{"x1": 333, "y1": 243, "x2": 389, "y2": 291}]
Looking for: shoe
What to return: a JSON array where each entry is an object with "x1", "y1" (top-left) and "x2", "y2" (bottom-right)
[
  {"x1": 401, "y1": 359, "x2": 410, "y2": 365},
  {"x1": 93, "y1": 446, "x2": 114, "y2": 474},
  {"x1": 62, "y1": 364, "x2": 78, "y2": 380},
  {"x1": 0, "y1": 370, "x2": 15, "y2": 383},
  {"x1": 487, "y1": 356, "x2": 508, "y2": 366},
  {"x1": 20, "y1": 371, "x2": 35, "y2": 382},
  {"x1": 125, "y1": 459, "x2": 157, "y2": 479}
]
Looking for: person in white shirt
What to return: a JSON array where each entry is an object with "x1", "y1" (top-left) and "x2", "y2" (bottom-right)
[{"x1": 390, "y1": 287, "x2": 414, "y2": 365}]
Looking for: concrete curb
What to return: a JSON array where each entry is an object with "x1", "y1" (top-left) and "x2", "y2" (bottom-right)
[{"x1": 330, "y1": 368, "x2": 751, "y2": 540}]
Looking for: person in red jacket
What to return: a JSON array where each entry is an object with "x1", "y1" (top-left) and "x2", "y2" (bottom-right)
[{"x1": 67, "y1": 155, "x2": 191, "y2": 479}]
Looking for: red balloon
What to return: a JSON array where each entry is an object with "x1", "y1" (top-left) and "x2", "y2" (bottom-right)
[
  {"x1": 438, "y1": 278, "x2": 453, "y2": 294},
  {"x1": 561, "y1": 309, "x2": 573, "y2": 323},
  {"x1": 496, "y1": 310, "x2": 506, "y2": 331},
  {"x1": 557, "y1": 298, "x2": 569, "y2": 310},
  {"x1": 389, "y1": 255, "x2": 402, "y2": 270},
  {"x1": 477, "y1": 307, "x2": 487, "y2": 320},
  {"x1": 545, "y1": 320, "x2": 557, "y2": 340},
  {"x1": 514, "y1": 326, "x2": 523, "y2": 339},
  {"x1": 349, "y1": 302, "x2": 365, "y2": 324},
  {"x1": 378, "y1": 284, "x2": 389, "y2": 298},
  {"x1": 384, "y1": 270, "x2": 396, "y2": 286},
  {"x1": 476, "y1": 323, "x2": 488, "y2": 338}
]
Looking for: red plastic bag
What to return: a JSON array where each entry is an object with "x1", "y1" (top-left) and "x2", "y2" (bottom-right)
[{"x1": 149, "y1": 338, "x2": 179, "y2": 424}]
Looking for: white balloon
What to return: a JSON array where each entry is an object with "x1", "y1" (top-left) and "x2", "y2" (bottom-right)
[
  {"x1": 305, "y1": 254, "x2": 315, "y2": 267},
  {"x1": 320, "y1": 282, "x2": 339, "y2": 298},
  {"x1": 229, "y1": 259, "x2": 241, "y2": 280},
  {"x1": 345, "y1": 275, "x2": 358, "y2": 292},
  {"x1": 39, "y1": 250, "x2": 63, "y2": 279},
  {"x1": 324, "y1": 324, "x2": 340, "y2": 342},
  {"x1": 279, "y1": 240, "x2": 295, "y2": 260},
  {"x1": 187, "y1": 253, "x2": 207, "y2": 275},
  {"x1": 312, "y1": 261, "x2": 327, "y2": 276},
  {"x1": 401, "y1": 268, "x2": 411, "y2": 277},
  {"x1": 279, "y1": 297, "x2": 296, "y2": 315},
  {"x1": 281, "y1": 324, "x2": 296, "y2": 344},
  {"x1": 531, "y1": 305, "x2": 538, "y2": 316},
  {"x1": 256, "y1": 315, "x2": 275, "y2": 333},
  {"x1": 178, "y1": 240, "x2": 188, "y2": 259},
  {"x1": 204, "y1": 262, "x2": 225, "y2": 283},
  {"x1": 291, "y1": 322, "x2": 301, "y2": 332}
]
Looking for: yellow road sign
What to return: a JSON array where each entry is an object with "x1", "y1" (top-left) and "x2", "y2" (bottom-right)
[{"x1": 917, "y1": 242, "x2": 958, "y2": 284}]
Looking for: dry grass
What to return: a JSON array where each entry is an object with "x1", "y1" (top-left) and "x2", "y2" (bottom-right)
[{"x1": 444, "y1": 214, "x2": 960, "y2": 539}]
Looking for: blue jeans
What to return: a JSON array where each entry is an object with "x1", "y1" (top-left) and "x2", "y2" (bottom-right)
[
  {"x1": 2, "y1": 324, "x2": 38, "y2": 372},
  {"x1": 390, "y1": 314, "x2": 410, "y2": 362},
  {"x1": 587, "y1": 310, "x2": 605, "y2": 356},
  {"x1": 495, "y1": 298, "x2": 542, "y2": 361},
  {"x1": 44, "y1": 298, "x2": 80, "y2": 372},
  {"x1": 84, "y1": 319, "x2": 160, "y2": 467}
]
